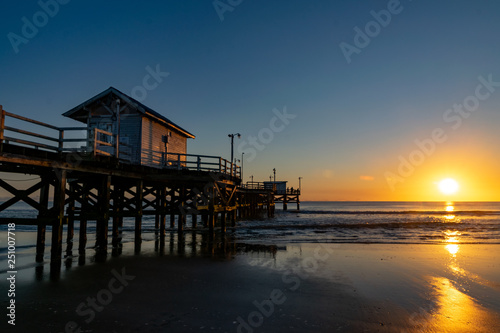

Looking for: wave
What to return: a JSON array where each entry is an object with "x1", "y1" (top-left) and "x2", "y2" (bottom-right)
[
  {"x1": 238, "y1": 221, "x2": 500, "y2": 230},
  {"x1": 294, "y1": 210, "x2": 500, "y2": 216}
]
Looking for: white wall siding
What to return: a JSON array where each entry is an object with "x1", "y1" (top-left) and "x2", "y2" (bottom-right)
[{"x1": 141, "y1": 117, "x2": 187, "y2": 167}]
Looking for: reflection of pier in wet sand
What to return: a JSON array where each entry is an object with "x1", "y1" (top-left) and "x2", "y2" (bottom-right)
[{"x1": 37, "y1": 231, "x2": 282, "y2": 281}]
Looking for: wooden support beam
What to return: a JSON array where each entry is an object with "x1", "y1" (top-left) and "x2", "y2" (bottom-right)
[
  {"x1": 0, "y1": 105, "x2": 5, "y2": 153},
  {"x1": 177, "y1": 232, "x2": 185, "y2": 256},
  {"x1": 191, "y1": 231, "x2": 197, "y2": 255},
  {"x1": 169, "y1": 232, "x2": 175, "y2": 254},
  {"x1": 170, "y1": 188, "x2": 176, "y2": 228},
  {"x1": 221, "y1": 208, "x2": 226, "y2": 233},
  {"x1": 36, "y1": 176, "x2": 50, "y2": 262},
  {"x1": 226, "y1": 186, "x2": 237, "y2": 206},
  {"x1": 135, "y1": 180, "x2": 143, "y2": 242},
  {"x1": 170, "y1": 213, "x2": 175, "y2": 229},
  {"x1": 267, "y1": 193, "x2": 272, "y2": 218},
  {"x1": 79, "y1": 183, "x2": 90, "y2": 255},
  {"x1": 208, "y1": 187, "x2": 215, "y2": 232},
  {"x1": 159, "y1": 187, "x2": 166, "y2": 237},
  {"x1": 51, "y1": 169, "x2": 67, "y2": 263},
  {"x1": 202, "y1": 213, "x2": 208, "y2": 228},
  {"x1": 178, "y1": 186, "x2": 186, "y2": 232},
  {"x1": 112, "y1": 184, "x2": 122, "y2": 247},
  {"x1": 178, "y1": 212, "x2": 184, "y2": 232},
  {"x1": 192, "y1": 213, "x2": 197, "y2": 228},
  {"x1": 96, "y1": 175, "x2": 111, "y2": 250},
  {"x1": 66, "y1": 182, "x2": 76, "y2": 256},
  {"x1": 135, "y1": 184, "x2": 142, "y2": 254},
  {"x1": 231, "y1": 209, "x2": 236, "y2": 227},
  {"x1": 154, "y1": 187, "x2": 160, "y2": 231}
]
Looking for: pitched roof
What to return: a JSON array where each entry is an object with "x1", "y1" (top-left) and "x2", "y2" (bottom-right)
[{"x1": 62, "y1": 87, "x2": 195, "y2": 139}]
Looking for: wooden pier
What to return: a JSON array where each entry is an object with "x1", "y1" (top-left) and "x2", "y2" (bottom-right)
[
  {"x1": 245, "y1": 181, "x2": 300, "y2": 211},
  {"x1": 274, "y1": 188, "x2": 300, "y2": 211},
  {"x1": 0, "y1": 96, "x2": 280, "y2": 268}
]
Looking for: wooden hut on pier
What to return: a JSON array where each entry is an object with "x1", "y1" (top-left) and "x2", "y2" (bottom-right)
[{"x1": 62, "y1": 87, "x2": 195, "y2": 167}]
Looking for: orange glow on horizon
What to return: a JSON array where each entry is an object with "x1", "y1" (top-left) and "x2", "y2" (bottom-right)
[{"x1": 300, "y1": 141, "x2": 500, "y2": 201}]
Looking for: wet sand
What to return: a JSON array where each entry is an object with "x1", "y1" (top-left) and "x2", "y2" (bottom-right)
[{"x1": 3, "y1": 239, "x2": 500, "y2": 332}]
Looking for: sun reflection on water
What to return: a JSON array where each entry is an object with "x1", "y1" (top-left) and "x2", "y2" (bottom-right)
[
  {"x1": 444, "y1": 230, "x2": 461, "y2": 256},
  {"x1": 443, "y1": 202, "x2": 456, "y2": 221},
  {"x1": 445, "y1": 244, "x2": 459, "y2": 256},
  {"x1": 419, "y1": 231, "x2": 498, "y2": 331},
  {"x1": 409, "y1": 203, "x2": 500, "y2": 330},
  {"x1": 426, "y1": 277, "x2": 495, "y2": 331}
]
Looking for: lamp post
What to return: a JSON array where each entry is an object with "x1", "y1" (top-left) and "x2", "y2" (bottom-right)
[
  {"x1": 299, "y1": 177, "x2": 302, "y2": 193},
  {"x1": 228, "y1": 133, "x2": 241, "y2": 167},
  {"x1": 273, "y1": 168, "x2": 276, "y2": 182}
]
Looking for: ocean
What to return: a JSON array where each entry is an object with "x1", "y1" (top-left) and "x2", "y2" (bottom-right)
[
  {"x1": 1, "y1": 201, "x2": 499, "y2": 251},
  {"x1": 236, "y1": 201, "x2": 500, "y2": 244}
]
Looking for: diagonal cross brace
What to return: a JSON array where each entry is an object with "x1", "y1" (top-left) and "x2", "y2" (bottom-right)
[
  {"x1": 214, "y1": 182, "x2": 237, "y2": 206},
  {"x1": 0, "y1": 178, "x2": 46, "y2": 212}
]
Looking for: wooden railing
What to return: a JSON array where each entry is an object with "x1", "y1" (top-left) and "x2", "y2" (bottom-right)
[
  {"x1": 0, "y1": 107, "x2": 87, "y2": 154},
  {"x1": 0, "y1": 107, "x2": 240, "y2": 179},
  {"x1": 163, "y1": 152, "x2": 241, "y2": 178},
  {"x1": 242, "y1": 181, "x2": 268, "y2": 190},
  {"x1": 242, "y1": 181, "x2": 276, "y2": 191},
  {"x1": 91, "y1": 128, "x2": 114, "y2": 156},
  {"x1": 241, "y1": 182, "x2": 300, "y2": 194}
]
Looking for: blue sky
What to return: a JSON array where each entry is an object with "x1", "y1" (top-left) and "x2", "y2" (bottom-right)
[{"x1": 1, "y1": 0, "x2": 500, "y2": 200}]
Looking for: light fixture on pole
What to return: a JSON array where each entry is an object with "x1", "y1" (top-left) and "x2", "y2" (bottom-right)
[{"x1": 228, "y1": 133, "x2": 241, "y2": 167}]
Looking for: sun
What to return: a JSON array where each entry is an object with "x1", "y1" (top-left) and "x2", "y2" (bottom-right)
[{"x1": 438, "y1": 178, "x2": 459, "y2": 195}]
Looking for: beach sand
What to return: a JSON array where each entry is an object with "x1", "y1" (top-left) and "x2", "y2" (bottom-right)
[{"x1": 3, "y1": 237, "x2": 500, "y2": 332}]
